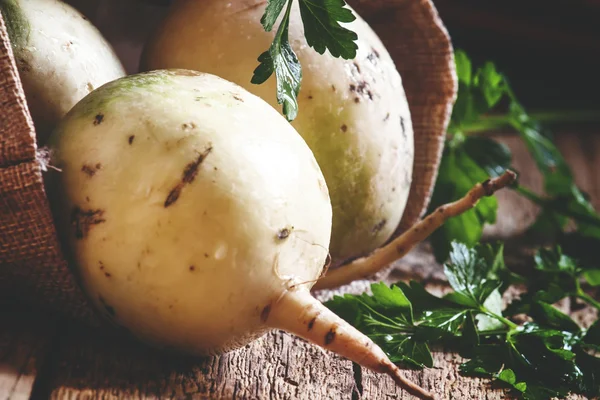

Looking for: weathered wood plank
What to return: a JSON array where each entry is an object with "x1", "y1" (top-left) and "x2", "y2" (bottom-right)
[
  {"x1": 22, "y1": 130, "x2": 600, "y2": 399},
  {"x1": 0, "y1": 306, "x2": 56, "y2": 400}
]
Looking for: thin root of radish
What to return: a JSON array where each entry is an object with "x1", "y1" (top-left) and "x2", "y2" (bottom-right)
[
  {"x1": 314, "y1": 170, "x2": 517, "y2": 290},
  {"x1": 267, "y1": 289, "x2": 436, "y2": 400}
]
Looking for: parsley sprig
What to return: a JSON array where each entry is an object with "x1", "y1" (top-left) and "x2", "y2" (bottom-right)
[
  {"x1": 429, "y1": 50, "x2": 600, "y2": 262},
  {"x1": 325, "y1": 241, "x2": 600, "y2": 399},
  {"x1": 252, "y1": 0, "x2": 358, "y2": 120}
]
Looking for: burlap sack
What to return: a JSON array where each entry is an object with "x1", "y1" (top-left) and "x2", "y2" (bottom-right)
[{"x1": 0, "y1": 0, "x2": 457, "y2": 326}]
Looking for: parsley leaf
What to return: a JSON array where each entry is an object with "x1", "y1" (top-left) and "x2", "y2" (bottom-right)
[
  {"x1": 431, "y1": 49, "x2": 600, "y2": 263},
  {"x1": 443, "y1": 242, "x2": 502, "y2": 308},
  {"x1": 505, "y1": 246, "x2": 600, "y2": 316},
  {"x1": 326, "y1": 282, "x2": 433, "y2": 368},
  {"x1": 299, "y1": 0, "x2": 358, "y2": 58},
  {"x1": 252, "y1": 1, "x2": 302, "y2": 121},
  {"x1": 254, "y1": 0, "x2": 358, "y2": 120},
  {"x1": 428, "y1": 136, "x2": 511, "y2": 262},
  {"x1": 260, "y1": 0, "x2": 288, "y2": 32},
  {"x1": 325, "y1": 241, "x2": 599, "y2": 399}
]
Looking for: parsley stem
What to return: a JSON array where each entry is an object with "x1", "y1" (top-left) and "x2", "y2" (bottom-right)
[
  {"x1": 515, "y1": 185, "x2": 600, "y2": 228},
  {"x1": 478, "y1": 328, "x2": 510, "y2": 337},
  {"x1": 575, "y1": 290, "x2": 600, "y2": 311},
  {"x1": 482, "y1": 308, "x2": 519, "y2": 330},
  {"x1": 460, "y1": 110, "x2": 600, "y2": 134}
]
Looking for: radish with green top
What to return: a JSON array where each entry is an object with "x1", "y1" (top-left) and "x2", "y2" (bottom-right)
[
  {"x1": 0, "y1": 0, "x2": 125, "y2": 143},
  {"x1": 45, "y1": 70, "x2": 434, "y2": 399},
  {"x1": 140, "y1": 0, "x2": 415, "y2": 266}
]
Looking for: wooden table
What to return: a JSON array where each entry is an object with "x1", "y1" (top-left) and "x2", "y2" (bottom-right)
[{"x1": 2, "y1": 130, "x2": 599, "y2": 399}]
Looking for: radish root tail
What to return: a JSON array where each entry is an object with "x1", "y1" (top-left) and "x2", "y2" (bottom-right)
[
  {"x1": 314, "y1": 170, "x2": 517, "y2": 290},
  {"x1": 267, "y1": 289, "x2": 436, "y2": 400}
]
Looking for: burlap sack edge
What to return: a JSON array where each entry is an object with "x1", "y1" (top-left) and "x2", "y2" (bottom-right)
[{"x1": 0, "y1": 0, "x2": 457, "y2": 325}]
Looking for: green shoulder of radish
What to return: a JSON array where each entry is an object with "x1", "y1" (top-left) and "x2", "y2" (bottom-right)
[
  {"x1": 45, "y1": 70, "x2": 433, "y2": 399},
  {"x1": 0, "y1": 0, "x2": 125, "y2": 144},
  {"x1": 140, "y1": 0, "x2": 414, "y2": 266}
]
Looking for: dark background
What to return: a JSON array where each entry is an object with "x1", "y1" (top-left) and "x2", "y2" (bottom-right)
[{"x1": 434, "y1": 0, "x2": 600, "y2": 112}]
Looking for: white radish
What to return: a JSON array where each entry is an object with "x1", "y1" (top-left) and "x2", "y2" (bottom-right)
[
  {"x1": 140, "y1": 0, "x2": 414, "y2": 266},
  {"x1": 0, "y1": 0, "x2": 125, "y2": 143},
  {"x1": 45, "y1": 70, "x2": 434, "y2": 399}
]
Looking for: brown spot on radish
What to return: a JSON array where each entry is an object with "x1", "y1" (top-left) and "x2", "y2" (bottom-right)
[
  {"x1": 277, "y1": 227, "x2": 293, "y2": 240},
  {"x1": 86, "y1": 196, "x2": 90, "y2": 202},
  {"x1": 391, "y1": 187, "x2": 396, "y2": 192},
  {"x1": 396, "y1": 245, "x2": 405, "y2": 254},
  {"x1": 324, "y1": 327, "x2": 337, "y2": 345},
  {"x1": 181, "y1": 122, "x2": 196, "y2": 131},
  {"x1": 232, "y1": 94, "x2": 244, "y2": 102},
  {"x1": 164, "y1": 145, "x2": 213, "y2": 208},
  {"x1": 128, "y1": 135, "x2": 135, "y2": 145},
  {"x1": 104, "y1": 272, "x2": 111, "y2": 278},
  {"x1": 384, "y1": 113, "x2": 390, "y2": 122},
  {"x1": 331, "y1": 85, "x2": 336, "y2": 92},
  {"x1": 71, "y1": 207, "x2": 105, "y2": 239},
  {"x1": 367, "y1": 48, "x2": 380, "y2": 64},
  {"x1": 86, "y1": 82, "x2": 94, "y2": 92},
  {"x1": 350, "y1": 81, "x2": 374, "y2": 101},
  {"x1": 98, "y1": 296, "x2": 116, "y2": 318},
  {"x1": 204, "y1": 253, "x2": 209, "y2": 258},
  {"x1": 189, "y1": 265, "x2": 195, "y2": 271},
  {"x1": 400, "y1": 116, "x2": 406, "y2": 135},
  {"x1": 93, "y1": 114, "x2": 104, "y2": 126},
  {"x1": 260, "y1": 304, "x2": 272, "y2": 322},
  {"x1": 341, "y1": 124, "x2": 348, "y2": 132},
  {"x1": 353, "y1": 62, "x2": 361, "y2": 74},
  {"x1": 307, "y1": 316, "x2": 318, "y2": 331},
  {"x1": 81, "y1": 163, "x2": 101, "y2": 177},
  {"x1": 354, "y1": 98, "x2": 360, "y2": 103},
  {"x1": 372, "y1": 219, "x2": 387, "y2": 235},
  {"x1": 99, "y1": 261, "x2": 105, "y2": 270},
  {"x1": 308, "y1": 95, "x2": 313, "y2": 100}
]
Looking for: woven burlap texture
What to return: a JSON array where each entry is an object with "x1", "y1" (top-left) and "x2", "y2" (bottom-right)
[{"x1": 0, "y1": 0, "x2": 456, "y2": 326}]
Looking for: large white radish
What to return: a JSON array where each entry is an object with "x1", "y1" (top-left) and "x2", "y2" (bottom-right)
[
  {"x1": 0, "y1": 0, "x2": 125, "y2": 143},
  {"x1": 46, "y1": 70, "x2": 434, "y2": 399},
  {"x1": 140, "y1": 0, "x2": 414, "y2": 266}
]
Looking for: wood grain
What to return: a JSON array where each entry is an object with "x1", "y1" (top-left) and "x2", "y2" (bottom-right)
[{"x1": 6, "y1": 130, "x2": 600, "y2": 399}]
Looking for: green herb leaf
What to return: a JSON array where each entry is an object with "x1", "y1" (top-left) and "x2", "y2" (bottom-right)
[
  {"x1": 428, "y1": 138, "x2": 510, "y2": 262},
  {"x1": 435, "y1": 50, "x2": 600, "y2": 266},
  {"x1": 496, "y1": 369, "x2": 527, "y2": 394},
  {"x1": 454, "y1": 49, "x2": 472, "y2": 86},
  {"x1": 260, "y1": 0, "x2": 288, "y2": 31},
  {"x1": 443, "y1": 242, "x2": 502, "y2": 307},
  {"x1": 529, "y1": 301, "x2": 580, "y2": 332},
  {"x1": 298, "y1": 0, "x2": 358, "y2": 58},
  {"x1": 252, "y1": 1, "x2": 302, "y2": 120},
  {"x1": 255, "y1": 0, "x2": 358, "y2": 120},
  {"x1": 327, "y1": 241, "x2": 597, "y2": 399}
]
